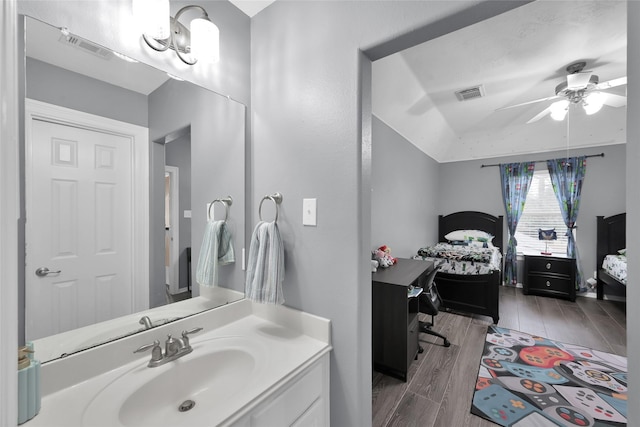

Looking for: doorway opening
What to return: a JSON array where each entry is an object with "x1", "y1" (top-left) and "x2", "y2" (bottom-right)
[{"x1": 162, "y1": 126, "x2": 192, "y2": 303}]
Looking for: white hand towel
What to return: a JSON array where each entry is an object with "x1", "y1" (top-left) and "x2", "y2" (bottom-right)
[
  {"x1": 196, "y1": 220, "x2": 235, "y2": 287},
  {"x1": 245, "y1": 221, "x2": 285, "y2": 305}
]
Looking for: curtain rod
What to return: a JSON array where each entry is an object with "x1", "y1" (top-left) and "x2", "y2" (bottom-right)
[{"x1": 480, "y1": 152, "x2": 604, "y2": 168}]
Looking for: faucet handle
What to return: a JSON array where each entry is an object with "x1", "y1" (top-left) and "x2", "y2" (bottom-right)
[
  {"x1": 134, "y1": 340, "x2": 160, "y2": 353},
  {"x1": 181, "y1": 327, "x2": 203, "y2": 347},
  {"x1": 182, "y1": 327, "x2": 203, "y2": 338},
  {"x1": 134, "y1": 340, "x2": 163, "y2": 363}
]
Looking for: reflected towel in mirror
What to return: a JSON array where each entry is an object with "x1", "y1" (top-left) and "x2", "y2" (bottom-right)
[
  {"x1": 245, "y1": 221, "x2": 285, "y2": 305},
  {"x1": 196, "y1": 220, "x2": 235, "y2": 287}
]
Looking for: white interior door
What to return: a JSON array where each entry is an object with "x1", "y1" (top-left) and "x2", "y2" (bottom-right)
[{"x1": 26, "y1": 115, "x2": 135, "y2": 341}]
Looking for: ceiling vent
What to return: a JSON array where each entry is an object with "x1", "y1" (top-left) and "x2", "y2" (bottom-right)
[
  {"x1": 58, "y1": 34, "x2": 112, "y2": 60},
  {"x1": 455, "y1": 85, "x2": 485, "y2": 101}
]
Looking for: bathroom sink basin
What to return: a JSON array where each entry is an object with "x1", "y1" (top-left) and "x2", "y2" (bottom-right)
[{"x1": 82, "y1": 336, "x2": 267, "y2": 427}]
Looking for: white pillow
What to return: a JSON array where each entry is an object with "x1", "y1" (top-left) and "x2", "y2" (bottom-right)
[{"x1": 444, "y1": 229, "x2": 494, "y2": 243}]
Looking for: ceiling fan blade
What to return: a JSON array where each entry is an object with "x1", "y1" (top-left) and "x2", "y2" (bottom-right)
[
  {"x1": 595, "y1": 76, "x2": 627, "y2": 90},
  {"x1": 526, "y1": 106, "x2": 553, "y2": 124},
  {"x1": 567, "y1": 72, "x2": 593, "y2": 90},
  {"x1": 496, "y1": 95, "x2": 560, "y2": 111},
  {"x1": 601, "y1": 92, "x2": 627, "y2": 108}
]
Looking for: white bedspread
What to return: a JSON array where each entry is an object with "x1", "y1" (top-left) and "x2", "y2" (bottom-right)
[
  {"x1": 602, "y1": 254, "x2": 627, "y2": 285},
  {"x1": 414, "y1": 243, "x2": 502, "y2": 275}
]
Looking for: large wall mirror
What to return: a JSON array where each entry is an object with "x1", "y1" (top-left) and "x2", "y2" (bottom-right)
[{"x1": 22, "y1": 16, "x2": 246, "y2": 363}]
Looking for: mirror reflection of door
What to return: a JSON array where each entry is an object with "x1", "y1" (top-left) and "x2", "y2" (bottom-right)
[
  {"x1": 25, "y1": 100, "x2": 148, "y2": 341},
  {"x1": 163, "y1": 129, "x2": 192, "y2": 303}
]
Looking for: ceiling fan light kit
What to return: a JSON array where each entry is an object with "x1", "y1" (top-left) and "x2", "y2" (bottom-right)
[
  {"x1": 498, "y1": 61, "x2": 626, "y2": 123},
  {"x1": 583, "y1": 92, "x2": 605, "y2": 115},
  {"x1": 549, "y1": 100, "x2": 569, "y2": 121}
]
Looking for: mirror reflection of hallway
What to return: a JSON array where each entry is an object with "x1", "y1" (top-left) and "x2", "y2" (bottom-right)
[
  {"x1": 165, "y1": 166, "x2": 179, "y2": 294},
  {"x1": 162, "y1": 128, "x2": 192, "y2": 304}
]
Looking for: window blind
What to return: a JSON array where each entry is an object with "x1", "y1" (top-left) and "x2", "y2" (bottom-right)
[{"x1": 515, "y1": 169, "x2": 569, "y2": 254}]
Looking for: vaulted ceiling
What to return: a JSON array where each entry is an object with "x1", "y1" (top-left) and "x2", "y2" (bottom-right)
[{"x1": 372, "y1": 1, "x2": 627, "y2": 163}]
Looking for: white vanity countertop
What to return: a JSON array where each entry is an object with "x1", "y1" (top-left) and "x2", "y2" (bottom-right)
[{"x1": 25, "y1": 300, "x2": 331, "y2": 427}]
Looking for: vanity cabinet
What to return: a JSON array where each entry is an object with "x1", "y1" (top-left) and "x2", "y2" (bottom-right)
[{"x1": 232, "y1": 353, "x2": 330, "y2": 427}]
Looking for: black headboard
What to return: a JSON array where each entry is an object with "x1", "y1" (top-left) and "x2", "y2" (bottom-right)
[
  {"x1": 596, "y1": 213, "x2": 626, "y2": 267},
  {"x1": 438, "y1": 211, "x2": 504, "y2": 253}
]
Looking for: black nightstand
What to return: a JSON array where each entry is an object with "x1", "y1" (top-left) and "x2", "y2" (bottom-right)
[{"x1": 523, "y1": 253, "x2": 576, "y2": 301}]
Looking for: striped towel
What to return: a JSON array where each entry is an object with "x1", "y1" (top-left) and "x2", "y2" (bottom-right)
[
  {"x1": 245, "y1": 221, "x2": 285, "y2": 304},
  {"x1": 196, "y1": 220, "x2": 235, "y2": 287}
]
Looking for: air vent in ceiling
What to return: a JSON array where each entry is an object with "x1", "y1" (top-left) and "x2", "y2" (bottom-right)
[
  {"x1": 58, "y1": 34, "x2": 112, "y2": 60},
  {"x1": 455, "y1": 85, "x2": 485, "y2": 101}
]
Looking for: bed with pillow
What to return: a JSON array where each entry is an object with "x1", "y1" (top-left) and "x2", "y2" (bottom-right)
[
  {"x1": 414, "y1": 211, "x2": 503, "y2": 324},
  {"x1": 596, "y1": 213, "x2": 626, "y2": 300}
]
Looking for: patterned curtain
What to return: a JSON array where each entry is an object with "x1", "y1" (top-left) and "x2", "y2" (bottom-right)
[
  {"x1": 547, "y1": 156, "x2": 587, "y2": 291},
  {"x1": 500, "y1": 162, "x2": 536, "y2": 285}
]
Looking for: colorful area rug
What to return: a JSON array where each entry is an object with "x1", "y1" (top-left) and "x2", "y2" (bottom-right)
[{"x1": 471, "y1": 326, "x2": 627, "y2": 426}]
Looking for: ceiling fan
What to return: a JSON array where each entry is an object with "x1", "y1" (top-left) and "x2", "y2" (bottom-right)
[{"x1": 498, "y1": 62, "x2": 627, "y2": 124}]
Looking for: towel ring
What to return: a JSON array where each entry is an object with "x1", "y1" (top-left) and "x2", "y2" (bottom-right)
[
  {"x1": 208, "y1": 196, "x2": 233, "y2": 222},
  {"x1": 259, "y1": 192, "x2": 283, "y2": 223}
]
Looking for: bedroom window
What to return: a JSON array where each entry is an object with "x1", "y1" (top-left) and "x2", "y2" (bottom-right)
[{"x1": 515, "y1": 168, "x2": 569, "y2": 254}]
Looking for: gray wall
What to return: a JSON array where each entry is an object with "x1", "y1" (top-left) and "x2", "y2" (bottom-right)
[
  {"x1": 26, "y1": 58, "x2": 148, "y2": 127},
  {"x1": 165, "y1": 134, "x2": 192, "y2": 292},
  {"x1": 251, "y1": 2, "x2": 527, "y2": 425},
  {"x1": 437, "y1": 144, "x2": 626, "y2": 289},
  {"x1": 371, "y1": 115, "x2": 440, "y2": 258}
]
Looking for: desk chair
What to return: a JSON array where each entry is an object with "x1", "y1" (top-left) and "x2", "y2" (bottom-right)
[{"x1": 419, "y1": 267, "x2": 451, "y2": 348}]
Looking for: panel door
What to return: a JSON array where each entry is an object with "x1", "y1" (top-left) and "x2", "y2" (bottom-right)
[{"x1": 26, "y1": 118, "x2": 134, "y2": 340}]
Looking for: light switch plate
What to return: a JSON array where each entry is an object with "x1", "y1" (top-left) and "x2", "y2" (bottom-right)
[
  {"x1": 184, "y1": 210, "x2": 192, "y2": 218},
  {"x1": 303, "y1": 198, "x2": 317, "y2": 226}
]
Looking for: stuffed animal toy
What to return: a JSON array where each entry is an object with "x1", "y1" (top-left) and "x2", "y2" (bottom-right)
[
  {"x1": 372, "y1": 245, "x2": 397, "y2": 268},
  {"x1": 379, "y1": 245, "x2": 397, "y2": 265}
]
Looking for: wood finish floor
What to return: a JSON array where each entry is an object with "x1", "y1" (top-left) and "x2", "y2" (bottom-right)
[{"x1": 372, "y1": 285, "x2": 627, "y2": 427}]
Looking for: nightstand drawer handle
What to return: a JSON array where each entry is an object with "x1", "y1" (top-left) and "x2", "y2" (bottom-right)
[
  {"x1": 546, "y1": 263, "x2": 552, "y2": 270},
  {"x1": 546, "y1": 281, "x2": 551, "y2": 287}
]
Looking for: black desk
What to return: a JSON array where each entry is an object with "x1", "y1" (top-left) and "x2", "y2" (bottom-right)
[{"x1": 372, "y1": 257, "x2": 435, "y2": 381}]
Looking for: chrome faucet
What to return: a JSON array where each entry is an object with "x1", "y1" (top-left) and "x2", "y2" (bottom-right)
[
  {"x1": 134, "y1": 327, "x2": 203, "y2": 367},
  {"x1": 139, "y1": 316, "x2": 154, "y2": 330}
]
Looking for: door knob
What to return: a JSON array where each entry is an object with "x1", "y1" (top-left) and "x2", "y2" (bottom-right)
[{"x1": 35, "y1": 267, "x2": 61, "y2": 277}]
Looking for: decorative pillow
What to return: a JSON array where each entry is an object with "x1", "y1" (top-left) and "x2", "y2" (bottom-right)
[
  {"x1": 618, "y1": 248, "x2": 627, "y2": 256},
  {"x1": 449, "y1": 240, "x2": 469, "y2": 246},
  {"x1": 444, "y1": 229, "x2": 494, "y2": 243}
]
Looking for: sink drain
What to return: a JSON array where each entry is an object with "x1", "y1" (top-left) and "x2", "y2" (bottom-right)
[{"x1": 178, "y1": 400, "x2": 196, "y2": 412}]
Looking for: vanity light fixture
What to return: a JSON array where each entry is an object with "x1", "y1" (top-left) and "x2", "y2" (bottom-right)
[{"x1": 133, "y1": 0, "x2": 220, "y2": 65}]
